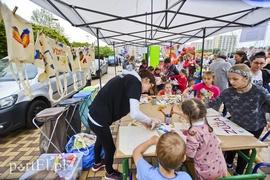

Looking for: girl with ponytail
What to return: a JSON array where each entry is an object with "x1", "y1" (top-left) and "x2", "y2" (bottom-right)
[{"x1": 176, "y1": 98, "x2": 227, "y2": 179}]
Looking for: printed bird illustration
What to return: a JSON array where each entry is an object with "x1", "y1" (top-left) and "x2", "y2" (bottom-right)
[
  {"x1": 79, "y1": 51, "x2": 84, "y2": 61},
  {"x1": 12, "y1": 26, "x2": 31, "y2": 48},
  {"x1": 34, "y1": 50, "x2": 43, "y2": 60}
]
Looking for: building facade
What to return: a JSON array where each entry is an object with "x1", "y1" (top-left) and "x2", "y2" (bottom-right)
[{"x1": 213, "y1": 35, "x2": 237, "y2": 53}]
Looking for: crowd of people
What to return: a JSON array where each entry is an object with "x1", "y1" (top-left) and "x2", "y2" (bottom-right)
[{"x1": 87, "y1": 50, "x2": 270, "y2": 180}]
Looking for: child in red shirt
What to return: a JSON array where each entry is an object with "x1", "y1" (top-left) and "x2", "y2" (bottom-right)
[{"x1": 169, "y1": 69, "x2": 187, "y2": 93}]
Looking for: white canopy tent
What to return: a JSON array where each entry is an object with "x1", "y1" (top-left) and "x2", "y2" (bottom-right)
[{"x1": 29, "y1": 0, "x2": 270, "y2": 47}]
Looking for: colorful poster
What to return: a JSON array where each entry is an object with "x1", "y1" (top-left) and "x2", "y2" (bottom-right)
[{"x1": 161, "y1": 45, "x2": 180, "y2": 60}]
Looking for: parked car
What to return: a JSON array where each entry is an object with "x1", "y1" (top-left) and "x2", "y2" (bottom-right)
[
  {"x1": 91, "y1": 59, "x2": 108, "y2": 78},
  {"x1": 107, "y1": 55, "x2": 118, "y2": 66},
  {"x1": 0, "y1": 57, "x2": 87, "y2": 134}
]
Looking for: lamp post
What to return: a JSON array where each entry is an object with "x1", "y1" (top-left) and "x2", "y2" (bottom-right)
[{"x1": 86, "y1": 35, "x2": 89, "y2": 44}]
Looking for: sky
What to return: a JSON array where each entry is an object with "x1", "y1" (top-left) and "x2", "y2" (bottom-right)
[{"x1": 0, "y1": 0, "x2": 106, "y2": 45}]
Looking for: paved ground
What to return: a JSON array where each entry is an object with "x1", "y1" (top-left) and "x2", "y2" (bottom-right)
[{"x1": 0, "y1": 66, "x2": 269, "y2": 179}]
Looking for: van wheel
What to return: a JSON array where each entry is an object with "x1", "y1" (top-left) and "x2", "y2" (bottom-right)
[{"x1": 25, "y1": 100, "x2": 49, "y2": 128}]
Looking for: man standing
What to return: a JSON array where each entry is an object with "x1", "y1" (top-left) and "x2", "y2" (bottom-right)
[
  {"x1": 210, "y1": 51, "x2": 231, "y2": 93},
  {"x1": 209, "y1": 51, "x2": 231, "y2": 113}
]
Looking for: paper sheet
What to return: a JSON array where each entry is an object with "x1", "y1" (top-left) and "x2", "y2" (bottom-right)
[
  {"x1": 174, "y1": 123, "x2": 187, "y2": 142},
  {"x1": 207, "y1": 116, "x2": 253, "y2": 136},
  {"x1": 207, "y1": 108, "x2": 221, "y2": 117},
  {"x1": 119, "y1": 126, "x2": 159, "y2": 156},
  {"x1": 174, "y1": 123, "x2": 223, "y2": 144}
]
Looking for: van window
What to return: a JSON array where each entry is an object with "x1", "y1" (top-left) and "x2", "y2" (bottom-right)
[{"x1": 0, "y1": 58, "x2": 38, "y2": 81}]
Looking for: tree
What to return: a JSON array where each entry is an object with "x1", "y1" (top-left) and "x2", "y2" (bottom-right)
[
  {"x1": 32, "y1": 24, "x2": 71, "y2": 46},
  {"x1": 71, "y1": 42, "x2": 89, "y2": 47},
  {"x1": 0, "y1": 21, "x2": 7, "y2": 58},
  {"x1": 94, "y1": 46, "x2": 114, "y2": 59},
  {"x1": 212, "y1": 48, "x2": 220, "y2": 54},
  {"x1": 31, "y1": 9, "x2": 65, "y2": 35}
]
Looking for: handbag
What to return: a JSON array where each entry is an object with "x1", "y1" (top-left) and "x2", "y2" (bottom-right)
[{"x1": 65, "y1": 133, "x2": 104, "y2": 169}]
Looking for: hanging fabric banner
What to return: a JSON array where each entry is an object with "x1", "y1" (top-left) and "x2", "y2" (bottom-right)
[
  {"x1": 47, "y1": 37, "x2": 71, "y2": 73},
  {"x1": 67, "y1": 46, "x2": 82, "y2": 91},
  {"x1": 34, "y1": 31, "x2": 56, "y2": 82},
  {"x1": 34, "y1": 31, "x2": 66, "y2": 103},
  {"x1": 0, "y1": 3, "x2": 35, "y2": 98}
]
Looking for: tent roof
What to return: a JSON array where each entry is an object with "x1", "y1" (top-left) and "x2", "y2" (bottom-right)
[{"x1": 30, "y1": 0, "x2": 270, "y2": 47}]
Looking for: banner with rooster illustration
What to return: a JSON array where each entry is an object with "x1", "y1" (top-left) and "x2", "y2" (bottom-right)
[
  {"x1": 77, "y1": 46, "x2": 92, "y2": 70},
  {"x1": 0, "y1": 3, "x2": 34, "y2": 63},
  {"x1": 0, "y1": 3, "x2": 34, "y2": 97}
]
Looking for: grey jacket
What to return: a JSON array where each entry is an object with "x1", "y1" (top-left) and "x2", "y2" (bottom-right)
[{"x1": 209, "y1": 58, "x2": 231, "y2": 93}]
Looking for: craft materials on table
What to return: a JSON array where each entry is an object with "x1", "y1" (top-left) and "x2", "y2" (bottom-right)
[
  {"x1": 156, "y1": 95, "x2": 182, "y2": 105},
  {"x1": 207, "y1": 116, "x2": 253, "y2": 136},
  {"x1": 140, "y1": 96, "x2": 149, "y2": 104},
  {"x1": 157, "y1": 123, "x2": 175, "y2": 134},
  {"x1": 158, "y1": 105, "x2": 174, "y2": 123},
  {"x1": 174, "y1": 123, "x2": 188, "y2": 141},
  {"x1": 119, "y1": 126, "x2": 159, "y2": 156}
]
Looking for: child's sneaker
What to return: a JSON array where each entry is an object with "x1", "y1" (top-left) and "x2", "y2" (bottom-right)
[
  {"x1": 105, "y1": 170, "x2": 123, "y2": 180},
  {"x1": 227, "y1": 163, "x2": 233, "y2": 170},
  {"x1": 92, "y1": 159, "x2": 105, "y2": 172}
]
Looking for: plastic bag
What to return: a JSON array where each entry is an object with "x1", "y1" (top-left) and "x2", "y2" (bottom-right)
[{"x1": 65, "y1": 133, "x2": 104, "y2": 169}]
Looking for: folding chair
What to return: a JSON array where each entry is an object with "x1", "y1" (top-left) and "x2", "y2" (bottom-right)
[
  {"x1": 33, "y1": 107, "x2": 68, "y2": 154},
  {"x1": 59, "y1": 98, "x2": 83, "y2": 139},
  {"x1": 216, "y1": 173, "x2": 266, "y2": 180},
  {"x1": 251, "y1": 129, "x2": 270, "y2": 174}
]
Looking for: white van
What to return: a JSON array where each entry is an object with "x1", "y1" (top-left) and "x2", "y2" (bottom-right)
[{"x1": 0, "y1": 57, "x2": 87, "y2": 134}]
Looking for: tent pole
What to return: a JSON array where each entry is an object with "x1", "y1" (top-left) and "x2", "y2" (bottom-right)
[
  {"x1": 97, "y1": 28, "x2": 102, "y2": 89},
  {"x1": 113, "y1": 42, "x2": 116, "y2": 76},
  {"x1": 200, "y1": 27, "x2": 206, "y2": 80},
  {"x1": 151, "y1": 0, "x2": 153, "y2": 39},
  {"x1": 165, "y1": 0, "x2": 168, "y2": 29},
  {"x1": 170, "y1": 41, "x2": 172, "y2": 59}
]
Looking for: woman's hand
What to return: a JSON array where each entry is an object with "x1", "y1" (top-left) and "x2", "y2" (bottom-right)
[
  {"x1": 143, "y1": 118, "x2": 161, "y2": 130},
  {"x1": 141, "y1": 122, "x2": 152, "y2": 130},
  {"x1": 150, "y1": 118, "x2": 161, "y2": 129}
]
